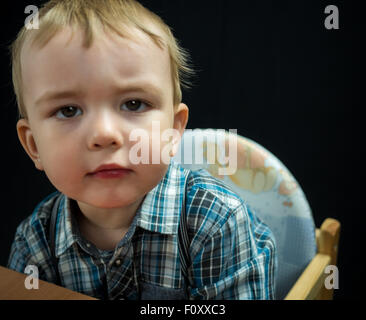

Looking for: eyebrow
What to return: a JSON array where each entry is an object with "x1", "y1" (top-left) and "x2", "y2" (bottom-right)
[{"x1": 34, "y1": 82, "x2": 163, "y2": 107}]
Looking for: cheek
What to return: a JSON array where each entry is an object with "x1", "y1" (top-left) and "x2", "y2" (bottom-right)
[
  {"x1": 37, "y1": 137, "x2": 82, "y2": 185},
  {"x1": 149, "y1": 125, "x2": 174, "y2": 165},
  {"x1": 136, "y1": 163, "x2": 170, "y2": 193},
  {"x1": 129, "y1": 112, "x2": 174, "y2": 164}
]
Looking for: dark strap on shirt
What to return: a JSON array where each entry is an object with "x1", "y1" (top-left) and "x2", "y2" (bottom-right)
[
  {"x1": 48, "y1": 172, "x2": 192, "y2": 297},
  {"x1": 48, "y1": 192, "x2": 62, "y2": 286},
  {"x1": 178, "y1": 172, "x2": 192, "y2": 290}
]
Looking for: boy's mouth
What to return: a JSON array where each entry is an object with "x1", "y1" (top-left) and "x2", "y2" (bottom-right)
[{"x1": 88, "y1": 163, "x2": 132, "y2": 179}]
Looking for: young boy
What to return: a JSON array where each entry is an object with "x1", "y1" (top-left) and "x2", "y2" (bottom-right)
[{"x1": 7, "y1": 0, "x2": 276, "y2": 300}]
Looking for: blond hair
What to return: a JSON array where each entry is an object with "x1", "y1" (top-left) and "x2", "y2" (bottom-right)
[{"x1": 9, "y1": 0, "x2": 194, "y2": 119}]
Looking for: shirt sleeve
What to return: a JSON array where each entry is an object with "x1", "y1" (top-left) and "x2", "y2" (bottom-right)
[{"x1": 188, "y1": 203, "x2": 277, "y2": 300}]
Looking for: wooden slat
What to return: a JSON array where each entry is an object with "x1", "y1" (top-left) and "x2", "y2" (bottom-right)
[
  {"x1": 317, "y1": 218, "x2": 341, "y2": 266},
  {"x1": 314, "y1": 218, "x2": 341, "y2": 299}
]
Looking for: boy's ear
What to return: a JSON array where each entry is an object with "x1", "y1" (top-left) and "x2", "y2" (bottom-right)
[
  {"x1": 16, "y1": 119, "x2": 44, "y2": 171},
  {"x1": 173, "y1": 103, "x2": 189, "y2": 134},
  {"x1": 171, "y1": 103, "x2": 189, "y2": 157}
]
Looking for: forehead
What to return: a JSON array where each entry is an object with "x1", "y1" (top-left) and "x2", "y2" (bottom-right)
[{"x1": 21, "y1": 26, "x2": 172, "y2": 107}]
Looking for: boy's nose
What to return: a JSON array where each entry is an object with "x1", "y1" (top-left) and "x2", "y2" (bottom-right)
[{"x1": 87, "y1": 112, "x2": 124, "y2": 150}]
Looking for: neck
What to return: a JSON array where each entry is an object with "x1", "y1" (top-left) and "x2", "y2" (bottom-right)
[
  {"x1": 72, "y1": 197, "x2": 145, "y2": 251},
  {"x1": 74, "y1": 196, "x2": 145, "y2": 231}
]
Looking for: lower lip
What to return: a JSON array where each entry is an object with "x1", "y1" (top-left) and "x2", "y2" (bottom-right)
[{"x1": 91, "y1": 169, "x2": 131, "y2": 179}]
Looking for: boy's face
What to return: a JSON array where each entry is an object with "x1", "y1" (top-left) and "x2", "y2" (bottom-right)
[{"x1": 17, "y1": 26, "x2": 188, "y2": 209}]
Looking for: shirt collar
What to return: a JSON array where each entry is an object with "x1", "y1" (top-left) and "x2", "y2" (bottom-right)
[
  {"x1": 55, "y1": 159, "x2": 189, "y2": 257},
  {"x1": 55, "y1": 194, "x2": 82, "y2": 257},
  {"x1": 135, "y1": 159, "x2": 190, "y2": 234}
]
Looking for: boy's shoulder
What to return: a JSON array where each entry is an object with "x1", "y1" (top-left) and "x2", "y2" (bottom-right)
[
  {"x1": 14, "y1": 191, "x2": 59, "y2": 241},
  {"x1": 172, "y1": 161, "x2": 249, "y2": 234},
  {"x1": 185, "y1": 166, "x2": 244, "y2": 211},
  {"x1": 8, "y1": 191, "x2": 60, "y2": 276},
  {"x1": 172, "y1": 161, "x2": 255, "y2": 257}
]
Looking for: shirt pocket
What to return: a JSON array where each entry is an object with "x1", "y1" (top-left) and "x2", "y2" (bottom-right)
[{"x1": 139, "y1": 281, "x2": 188, "y2": 300}]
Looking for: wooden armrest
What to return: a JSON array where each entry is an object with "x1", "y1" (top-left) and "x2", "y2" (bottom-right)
[
  {"x1": 284, "y1": 253, "x2": 330, "y2": 300},
  {"x1": 284, "y1": 218, "x2": 341, "y2": 300}
]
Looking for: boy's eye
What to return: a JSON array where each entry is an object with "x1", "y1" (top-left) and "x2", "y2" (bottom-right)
[
  {"x1": 53, "y1": 100, "x2": 148, "y2": 119},
  {"x1": 121, "y1": 100, "x2": 148, "y2": 112},
  {"x1": 55, "y1": 106, "x2": 82, "y2": 119}
]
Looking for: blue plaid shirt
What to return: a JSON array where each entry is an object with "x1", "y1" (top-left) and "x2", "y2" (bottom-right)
[{"x1": 8, "y1": 160, "x2": 277, "y2": 300}]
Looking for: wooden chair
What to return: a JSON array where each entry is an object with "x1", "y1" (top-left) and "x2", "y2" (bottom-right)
[{"x1": 174, "y1": 128, "x2": 341, "y2": 300}]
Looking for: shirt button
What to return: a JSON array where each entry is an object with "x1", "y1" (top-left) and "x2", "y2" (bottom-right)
[
  {"x1": 86, "y1": 243, "x2": 91, "y2": 248},
  {"x1": 115, "y1": 259, "x2": 121, "y2": 266}
]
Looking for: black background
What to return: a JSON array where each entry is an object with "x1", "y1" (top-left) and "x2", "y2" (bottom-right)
[{"x1": 0, "y1": 0, "x2": 361, "y2": 299}]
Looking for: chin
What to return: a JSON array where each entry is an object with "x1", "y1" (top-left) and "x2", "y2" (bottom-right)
[
  {"x1": 88, "y1": 200, "x2": 126, "y2": 209},
  {"x1": 90, "y1": 196, "x2": 138, "y2": 209}
]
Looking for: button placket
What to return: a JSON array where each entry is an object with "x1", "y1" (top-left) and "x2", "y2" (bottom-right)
[
  {"x1": 110, "y1": 244, "x2": 128, "y2": 269},
  {"x1": 100, "y1": 258, "x2": 110, "y2": 299},
  {"x1": 108, "y1": 244, "x2": 138, "y2": 300}
]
